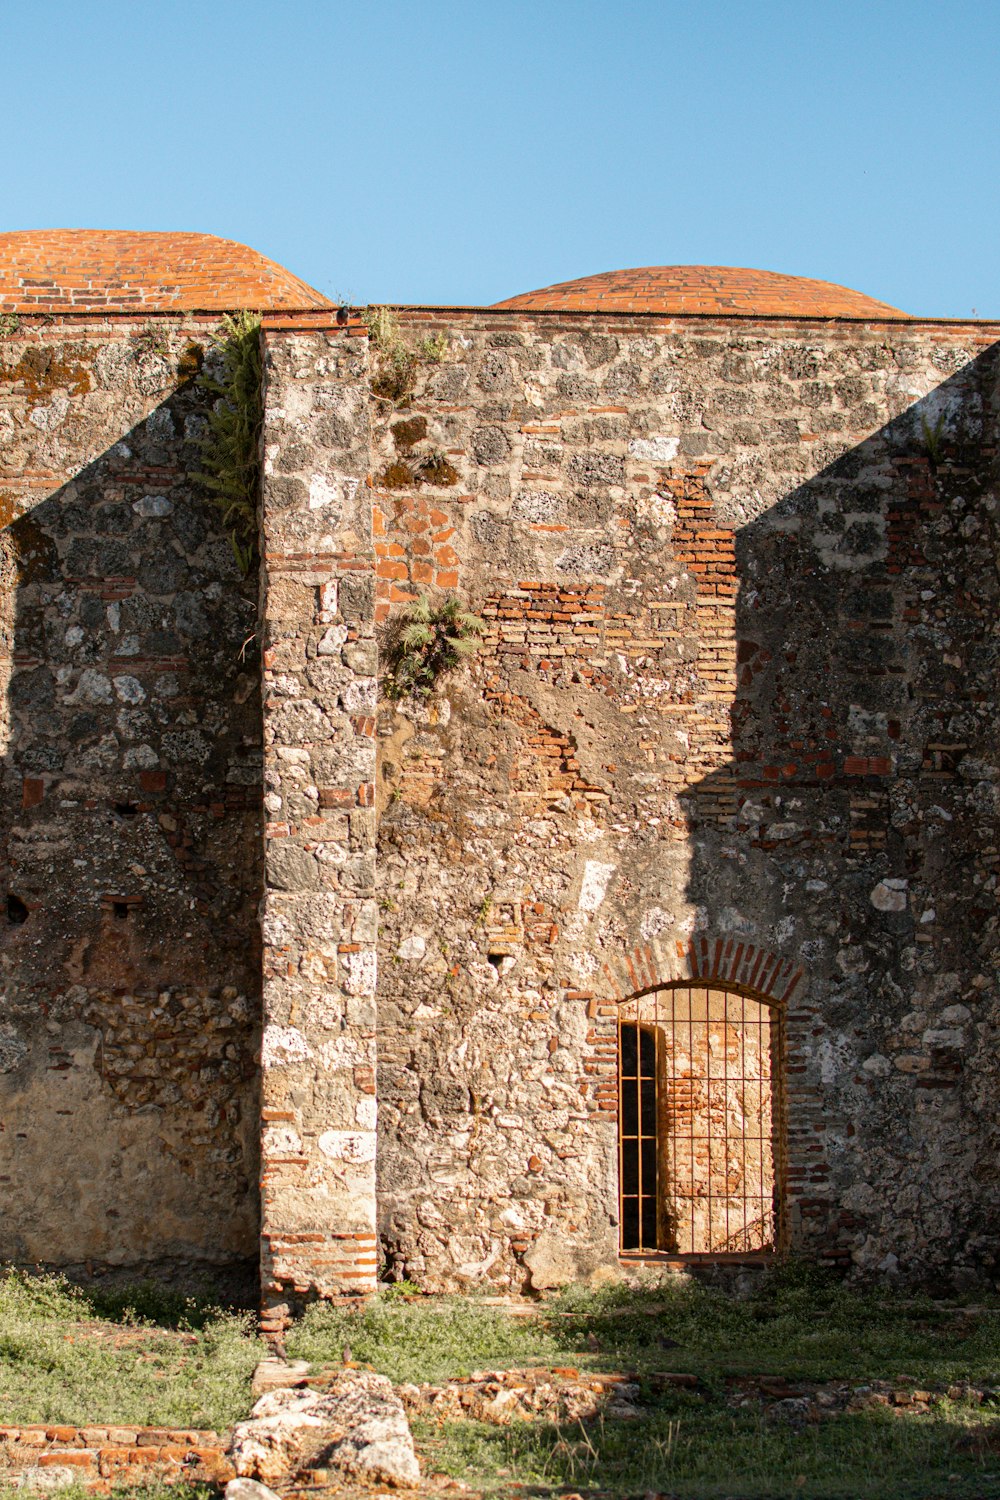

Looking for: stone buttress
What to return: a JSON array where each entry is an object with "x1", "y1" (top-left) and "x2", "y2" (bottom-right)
[{"x1": 258, "y1": 321, "x2": 379, "y2": 1328}]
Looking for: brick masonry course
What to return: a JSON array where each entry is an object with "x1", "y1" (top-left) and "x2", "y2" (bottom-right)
[
  {"x1": 0, "y1": 1424, "x2": 228, "y2": 1491},
  {"x1": 0, "y1": 231, "x2": 331, "y2": 313},
  {"x1": 493, "y1": 264, "x2": 910, "y2": 318}
]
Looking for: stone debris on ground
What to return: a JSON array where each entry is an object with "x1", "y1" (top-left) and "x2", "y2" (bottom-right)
[
  {"x1": 252, "y1": 1357, "x2": 312, "y2": 1398},
  {"x1": 229, "y1": 1371, "x2": 420, "y2": 1489},
  {"x1": 396, "y1": 1362, "x2": 1000, "y2": 1441},
  {"x1": 5, "y1": 1365, "x2": 998, "y2": 1494},
  {"x1": 724, "y1": 1374, "x2": 1000, "y2": 1424},
  {"x1": 12, "y1": 1469, "x2": 83, "y2": 1493},
  {"x1": 225, "y1": 1480, "x2": 283, "y2": 1500},
  {"x1": 399, "y1": 1367, "x2": 645, "y2": 1425}
]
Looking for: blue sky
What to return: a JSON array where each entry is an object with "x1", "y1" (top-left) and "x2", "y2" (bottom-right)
[{"x1": 4, "y1": 0, "x2": 997, "y2": 317}]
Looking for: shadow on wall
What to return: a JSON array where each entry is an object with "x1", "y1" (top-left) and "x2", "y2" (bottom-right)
[
  {"x1": 682, "y1": 342, "x2": 1000, "y2": 1283},
  {"x1": 0, "y1": 378, "x2": 264, "y2": 1290}
]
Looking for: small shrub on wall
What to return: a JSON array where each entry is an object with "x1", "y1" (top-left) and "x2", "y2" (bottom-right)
[{"x1": 381, "y1": 595, "x2": 485, "y2": 700}]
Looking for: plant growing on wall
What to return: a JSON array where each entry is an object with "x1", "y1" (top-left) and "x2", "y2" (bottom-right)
[
  {"x1": 130, "y1": 325, "x2": 169, "y2": 359},
  {"x1": 364, "y1": 305, "x2": 447, "y2": 406},
  {"x1": 920, "y1": 410, "x2": 947, "y2": 466},
  {"x1": 194, "y1": 311, "x2": 262, "y2": 575},
  {"x1": 382, "y1": 594, "x2": 486, "y2": 700}
]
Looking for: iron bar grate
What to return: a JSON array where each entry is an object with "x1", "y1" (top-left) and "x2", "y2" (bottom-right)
[{"x1": 618, "y1": 985, "x2": 780, "y2": 1255}]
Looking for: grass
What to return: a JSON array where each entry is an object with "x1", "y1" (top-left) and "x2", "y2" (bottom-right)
[
  {"x1": 380, "y1": 593, "x2": 486, "y2": 701},
  {"x1": 286, "y1": 1288, "x2": 569, "y2": 1384},
  {"x1": 287, "y1": 1266, "x2": 1000, "y2": 1391},
  {"x1": 0, "y1": 1271, "x2": 263, "y2": 1431},
  {"x1": 194, "y1": 310, "x2": 262, "y2": 575},
  {"x1": 415, "y1": 1400, "x2": 1000, "y2": 1500},
  {"x1": 363, "y1": 304, "x2": 449, "y2": 406},
  {"x1": 3, "y1": 1266, "x2": 1000, "y2": 1497},
  {"x1": 287, "y1": 1269, "x2": 1000, "y2": 1499},
  {"x1": 543, "y1": 1268, "x2": 1000, "y2": 1387}
]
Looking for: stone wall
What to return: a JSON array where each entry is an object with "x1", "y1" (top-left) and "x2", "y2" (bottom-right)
[
  {"x1": 0, "y1": 316, "x2": 261, "y2": 1284},
  {"x1": 3, "y1": 300, "x2": 999, "y2": 1304},
  {"x1": 368, "y1": 308, "x2": 1000, "y2": 1291}
]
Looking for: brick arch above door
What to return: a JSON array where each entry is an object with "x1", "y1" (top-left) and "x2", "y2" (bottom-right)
[{"x1": 602, "y1": 936, "x2": 804, "y2": 1009}]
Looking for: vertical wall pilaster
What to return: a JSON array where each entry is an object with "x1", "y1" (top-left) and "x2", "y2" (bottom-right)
[{"x1": 257, "y1": 324, "x2": 377, "y2": 1331}]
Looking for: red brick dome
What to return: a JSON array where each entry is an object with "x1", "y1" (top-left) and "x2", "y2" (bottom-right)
[
  {"x1": 0, "y1": 230, "x2": 332, "y2": 313},
  {"x1": 494, "y1": 265, "x2": 909, "y2": 319}
]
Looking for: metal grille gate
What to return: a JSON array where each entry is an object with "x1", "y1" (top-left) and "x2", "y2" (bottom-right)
[{"x1": 618, "y1": 985, "x2": 780, "y2": 1256}]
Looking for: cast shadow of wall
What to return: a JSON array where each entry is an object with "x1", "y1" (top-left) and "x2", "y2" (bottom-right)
[
  {"x1": 0, "y1": 378, "x2": 263, "y2": 1290},
  {"x1": 681, "y1": 341, "x2": 1000, "y2": 1280}
]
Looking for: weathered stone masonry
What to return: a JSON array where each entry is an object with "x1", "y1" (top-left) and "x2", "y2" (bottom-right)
[
  {"x1": 363, "y1": 309, "x2": 1000, "y2": 1292},
  {"x1": 258, "y1": 324, "x2": 379, "y2": 1326},
  {"x1": 3, "y1": 236, "x2": 1000, "y2": 1304},
  {"x1": 0, "y1": 314, "x2": 261, "y2": 1281}
]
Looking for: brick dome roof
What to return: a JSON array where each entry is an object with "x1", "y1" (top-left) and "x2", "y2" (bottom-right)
[
  {"x1": 0, "y1": 230, "x2": 332, "y2": 313},
  {"x1": 494, "y1": 265, "x2": 909, "y2": 319}
]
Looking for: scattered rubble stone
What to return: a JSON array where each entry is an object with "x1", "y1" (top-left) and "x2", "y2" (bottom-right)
[
  {"x1": 400, "y1": 1367, "x2": 645, "y2": 1425},
  {"x1": 225, "y1": 1479, "x2": 282, "y2": 1500},
  {"x1": 722, "y1": 1374, "x2": 988, "y2": 1424},
  {"x1": 252, "y1": 1358, "x2": 312, "y2": 1398},
  {"x1": 13, "y1": 1466, "x2": 81, "y2": 1492}
]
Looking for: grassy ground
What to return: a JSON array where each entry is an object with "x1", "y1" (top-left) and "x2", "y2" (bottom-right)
[
  {"x1": 0, "y1": 1271, "x2": 262, "y2": 1431},
  {"x1": 287, "y1": 1268, "x2": 1000, "y2": 1388},
  {"x1": 412, "y1": 1400, "x2": 999, "y2": 1500},
  {"x1": 287, "y1": 1267, "x2": 1000, "y2": 1499},
  {"x1": 1, "y1": 1266, "x2": 999, "y2": 1496}
]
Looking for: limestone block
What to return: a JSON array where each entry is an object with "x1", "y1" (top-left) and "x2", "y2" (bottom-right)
[
  {"x1": 523, "y1": 1234, "x2": 578, "y2": 1290},
  {"x1": 229, "y1": 1376, "x2": 419, "y2": 1489}
]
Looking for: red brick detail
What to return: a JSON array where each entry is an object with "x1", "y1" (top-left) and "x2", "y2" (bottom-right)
[
  {"x1": 260, "y1": 1231, "x2": 379, "y2": 1331},
  {"x1": 665, "y1": 468, "x2": 737, "y2": 600},
  {"x1": 493, "y1": 265, "x2": 910, "y2": 319},
  {"x1": 318, "y1": 787, "x2": 353, "y2": 808},
  {"x1": 0, "y1": 1423, "x2": 225, "y2": 1491},
  {"x1": 21, "y1": 776, "x2": 44, "y2": 809},
  {"x1": 843, "y1": 755, "x2": 892, "y2": 776},
  {"x1": 602, "y1": 938, "x2": 803, "y2": 1008},
  {"x1": 374, "y1": 496, "x2": 463, "y2": 603}
]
